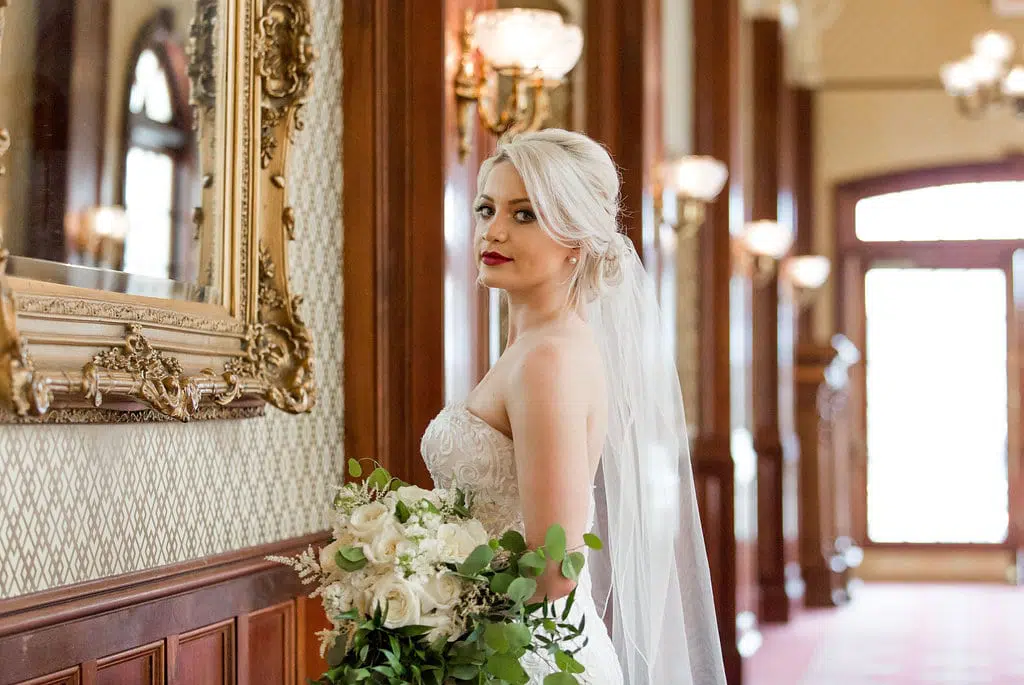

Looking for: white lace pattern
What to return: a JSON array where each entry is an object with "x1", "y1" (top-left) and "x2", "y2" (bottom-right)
[{"x1": 421, "y1": 403, "x2": 624, "y2": 685}]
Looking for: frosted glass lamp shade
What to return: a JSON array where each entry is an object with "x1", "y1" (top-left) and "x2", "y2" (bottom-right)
[
  {"x1": 941, "y1": 60, "x2": 978, "y2": 96},
  {"x1": 474, "y1": 9, "x2": 564, "y2": 72},
  {"x1": 537, "y1": 24, "x2": 583, "y2": 80},
  {"x1": 662, "y1": 156, "x2": 729, "y2": 201},
  {"x1": 972, "y1": 30, "x2": 1015, "y2": 64},
  {"x1": 742, "y1": 220, "x2": 794, "y2": 259},
  {"x1": 786, "y1": 255, "x2": 831, "y2": 290}
]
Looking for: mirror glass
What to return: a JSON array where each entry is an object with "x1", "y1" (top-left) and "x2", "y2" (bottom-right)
[{"x1": 0, "y1": 0, "x2": 225, "y2": 303}]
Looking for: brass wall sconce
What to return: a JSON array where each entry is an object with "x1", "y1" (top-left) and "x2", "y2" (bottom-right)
[
  {"x1": 740, "y1": 219, "x2": 795, "y2": 285},
  {"x1": 784, "y1": 254, "x2": 831, "y2": 308},
  {"x1": 653, "y1": 155, "x2": 729, "y2": 238},
  {"x1": 941, "y1": 30, "x2": 1024, "y2": 118},
  {"x1": 455, "y1": 9, "x2": 583, "y2": 160}
]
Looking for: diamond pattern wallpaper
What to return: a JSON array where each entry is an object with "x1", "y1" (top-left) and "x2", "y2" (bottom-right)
[{"x1": 0, "y1": 1, "x2": 345, "y2": 599}]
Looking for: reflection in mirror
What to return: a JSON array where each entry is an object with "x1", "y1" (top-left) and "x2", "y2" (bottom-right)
[{"x1": 0, "y1": 0, "x2": 223, "y2": 303}]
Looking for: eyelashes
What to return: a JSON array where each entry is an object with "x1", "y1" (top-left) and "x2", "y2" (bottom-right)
[{"x1": 473, "y1": 204, "x2": 536, "y2": 224}]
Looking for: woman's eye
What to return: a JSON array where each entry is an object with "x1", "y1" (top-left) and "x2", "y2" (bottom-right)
[
  {"x1": 474, "y1": 205, "x2": 494, "y2": 219},
  {"x1": 513, "y1": 209, "x2": 536, "y2": 223}
]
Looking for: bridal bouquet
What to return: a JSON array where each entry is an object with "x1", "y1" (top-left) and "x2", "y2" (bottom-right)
[{"x1": 271, "y1": 459, "x2": 602, "y2": 685}]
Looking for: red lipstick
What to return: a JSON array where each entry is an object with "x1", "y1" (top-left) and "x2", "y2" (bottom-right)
[{"x1": 481, "y1": 251, "x2": 512, "y2": 266}]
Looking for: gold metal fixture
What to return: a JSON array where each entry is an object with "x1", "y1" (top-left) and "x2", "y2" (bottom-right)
[
  {"x1": 784, "y1": 254, "x2": 831, "y2": 308},
  {"x1": 454, "y1": 9, "x2": 583, "y2": 160},
  {"x1": 740, "y1": 220, "x2": 795, "y2": 286}
]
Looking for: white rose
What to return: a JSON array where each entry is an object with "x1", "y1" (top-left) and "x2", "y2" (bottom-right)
[
  {"x1": 348, "y1": 501, "x2": 393, "y2": 539},
  {"x1": 419, "y1": 611, "x2": 459, "y2": 642},
  {"x1": 370, "y1": 577, "x2": 423, "y2": 628},
  {"x1": 417, "y1": 572, "x2": 464, "y2": 612},
  {"x1": 436, "y1": 523, "x2": 485, "y2": 563},
  {"x1": 461, "y1": 519, "x2": 490, "y2": 547},
  {"x1": 396, "y1": 485, "x2": 442, "y2": 509},
  {"x1": 365, "y1": 523, "x2": 408, "y2": 565},
  {"x1": 319, "y1": 540, "x2": 342, "y2": 577}
]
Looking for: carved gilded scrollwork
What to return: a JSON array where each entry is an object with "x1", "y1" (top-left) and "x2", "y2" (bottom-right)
[{"x1": 0, "y1": 0, "x2": 319, "y2": 423}]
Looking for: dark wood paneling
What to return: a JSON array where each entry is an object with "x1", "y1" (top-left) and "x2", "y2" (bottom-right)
[
  {"x1": 246, "y1": 602, "x2": 295, "y2": 685},
  {"x1": 93, "y1": 642, "x2": 165, "y2": 685},
  {"x1": 790, "y1": 87, "x2": 815, "y2": 342},
  {"x1": 0, "y1": 534, "x2": 327, "y2": 685},
  {"x1": 692, "y1": 0, "x2": 742, "y2": 680},
  {"x1": 174, "y1": 620, "x2": 234, "y2": 685},
  {"x1": 295, "y1": 595, "x2": 331, "y2": 683}
]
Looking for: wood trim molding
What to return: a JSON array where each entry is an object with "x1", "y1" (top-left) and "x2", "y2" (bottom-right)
[{"x1": 0, "y1": 533, "x2": 329, "y2": 685}]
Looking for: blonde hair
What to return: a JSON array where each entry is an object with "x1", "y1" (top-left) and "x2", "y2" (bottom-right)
[{"x1": 476, "y1": 128, "x2": 626, "y2": 308}]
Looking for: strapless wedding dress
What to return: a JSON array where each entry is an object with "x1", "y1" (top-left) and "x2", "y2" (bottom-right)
[{"x1": 421, "y1": 403, "x2": 625, "y2": 685}]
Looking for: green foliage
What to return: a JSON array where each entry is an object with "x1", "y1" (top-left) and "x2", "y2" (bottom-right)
[{"x1": 314, "y1": 463, "x2": 606, "y2": 685}]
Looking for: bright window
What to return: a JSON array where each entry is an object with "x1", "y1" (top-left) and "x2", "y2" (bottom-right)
[
  {"x1": 855, "y1": 182, "x2": 1024, "y2": 242},
  {"x1": 865, "y1": 267, "x2": 1009, "y2": 544}
]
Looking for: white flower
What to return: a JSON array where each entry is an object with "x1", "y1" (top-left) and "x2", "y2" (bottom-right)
[
  {"x1": 436, "y1": 520, "x2": 490, "y2": 563},
  {"x1": 322, "y1": 580, "x2": 369, "y2": 618},
  {"x1": 417, "y1": 572, "x2": 464, "y2": 612},
  {"x1": 319, "y1": 540, "x2": 343, "y2": 577},
  {"x1": 365, "y1": 523, "x2": 408, "y2": 565},
  {"x1": 370, "y1": 577, "x2": 423, "y2": 628},
  {"x1": 419, "y1": 610, "x2": 459, "y2": 642},
  {"x1": 348, "y1": 501, "x2": 392, "y2": 539},
  {"x1": 396, "y1": 485, "x2": 442, "y2": 509}
]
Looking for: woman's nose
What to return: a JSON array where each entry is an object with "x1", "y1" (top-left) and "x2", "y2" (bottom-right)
[{"x1": 482, "y1": 219, "x2": 507, "y2": 243}]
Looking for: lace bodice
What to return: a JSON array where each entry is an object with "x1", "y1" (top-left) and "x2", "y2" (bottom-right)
[
  {"x1": 420, "y1": 402, "x2": 623, "y2": 685},
  {"x1": 420, "y1": 403, "x2": 525, "y2": 536}
]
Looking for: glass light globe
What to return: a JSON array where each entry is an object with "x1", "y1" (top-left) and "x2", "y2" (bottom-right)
[
  {"x1": 537, "y1": 24, "x2": 583, "y2": 80},
  {"x1": 786, "y1": 255, "x2": 831, "y2": 290},
  {"x1": 662, "y1": 156, "x2": 729, "y2": 201},
  {"x1": 742, "y1": 220, "x2": 794, "y2": 259},
  {"x1": 940, "y1": 60, "x2": 978, "y2": 96},
  {"x1": 972, "y1": 30, "x2": 1015, "y2": 64},
  {"x1": 966, "y1": 53, "x2": 1004, "y2": 86},
  {"x1": 474, "y1": 9, "x2": 563, "y2": 72},
  {"x1": 1003, "y1": 65, "x2": 1024, "y2": 97}
]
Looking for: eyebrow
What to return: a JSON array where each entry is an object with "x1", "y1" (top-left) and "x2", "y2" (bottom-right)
[{"x1": 478, "y1": 194, "x2": 532, "y2": 205}]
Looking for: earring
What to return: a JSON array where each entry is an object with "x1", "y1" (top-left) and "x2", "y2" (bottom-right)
[{"x1": 569, "y1": 256, "x2": 578, "y2": 265}]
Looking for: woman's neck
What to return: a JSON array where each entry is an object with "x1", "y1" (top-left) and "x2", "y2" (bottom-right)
[{"x1": 505, "y1": 283, "x2": 578, "y2": 346}]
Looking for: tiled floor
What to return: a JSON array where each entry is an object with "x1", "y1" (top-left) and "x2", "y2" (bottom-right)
[{"x1": 746, "y1": 583, "x2": 1024, "y2": 685}]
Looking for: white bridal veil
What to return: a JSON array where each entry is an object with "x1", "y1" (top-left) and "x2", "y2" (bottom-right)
[{"x1": 585, "y1": 234, "x2": 727, "y2": 685}]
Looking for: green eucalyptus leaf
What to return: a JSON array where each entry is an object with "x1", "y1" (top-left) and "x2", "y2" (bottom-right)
[
  {"x1": 389, "y1": 478, "x2": 409, "y2": 491},
  {"x1": 325, "y1": 638, "x2": 348, "y2": 667},
  {"x1": 484, "y1": 622, "x2": 510, "y2": 653},
  {"x1": 449, "y1": 663, "x2": 479, "y2": 680},
  {"x1": 458, "y1": 544, "x2": 495, "y2": 576},
  {"x1": 347, "y1": 458, "x2": 363, "y2": 478},
  {"x1": 395, "y1": 500, "x2": 412, "y2": 524},
  {"x1": 554, "y1": 650, "x2": 586, "y2": 674},
  {"x1": 582, "y1": 533, "x2": 603, "y2": 550},
  {"x1": 518, "y1": 551, "x2": 546, "y2": 576},
  {"x1": 560, "y1": 552, "x2": 585, "y2": 581},
  {"x1": 336, "y1": 546, "x2": 368, "y2": 572},
  {"x1": 507, "y1": 577, "x2": 537, "y2": 604},
  {"x1": 367, "y1": 467, "x2": 390, "y2": 490},
  {"x1": 490, "y1": 572, "x2": 516, "y2": 594},
  {"x1": 543, "y1": 673, "x2": 578, "y2": 685},
  {"x1": 505, "y1": 623, "x2": 532, "y2": 650},
  {"x1": 499, "y1": 530, "x2": 527, "y2": 554},
  {"x1": 544, "y1": 525, "x2": 567, "y2": 562},
  {"x1": 485, "y1": 654, "x2": 529, "y2": 685}
]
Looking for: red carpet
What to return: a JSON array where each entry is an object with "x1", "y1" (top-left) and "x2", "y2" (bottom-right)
[{"x1": 746, "y1": 583, "x2": 1024, "y2": 685}]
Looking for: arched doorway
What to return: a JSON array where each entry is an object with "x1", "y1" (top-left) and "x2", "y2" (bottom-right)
[{"x1": 836, "y1": 156, "x2": 1024, "y2": 579}]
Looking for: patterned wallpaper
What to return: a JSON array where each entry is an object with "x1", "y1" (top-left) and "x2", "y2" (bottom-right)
[{"x1": 0, "y1": 1, "x2": 344, "y2": 599}]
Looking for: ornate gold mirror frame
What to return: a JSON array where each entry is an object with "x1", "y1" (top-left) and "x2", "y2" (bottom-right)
[{"x1": 0, "y1": 0, "x2": 317, "y2": 423}]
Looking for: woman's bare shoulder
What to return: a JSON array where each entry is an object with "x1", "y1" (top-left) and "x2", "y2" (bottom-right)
[{"x1": 508, "y1": 321, "x2": 602, "y2": 397}]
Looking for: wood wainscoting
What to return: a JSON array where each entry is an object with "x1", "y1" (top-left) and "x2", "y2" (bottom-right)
[{"x1": 0, "y1": 533, "x2": 331, "y2": 685}]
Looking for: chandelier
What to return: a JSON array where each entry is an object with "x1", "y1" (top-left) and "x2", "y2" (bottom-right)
[{"x1": 940, "y1": 30, "x2": 1024, "y2": 118}]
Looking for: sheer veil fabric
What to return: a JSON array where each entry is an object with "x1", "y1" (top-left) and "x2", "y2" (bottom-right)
[{"x1": 585, "y1": 233, "x2": 727, "y2": 685}]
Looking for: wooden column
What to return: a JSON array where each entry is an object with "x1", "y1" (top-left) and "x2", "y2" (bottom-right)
[
  {"x1": 585, "y1": 0, "x2": 661, "y2": 263},
  {"x1": 692, "y1": 0, "x2": 742, "y2": 681},
  {"x1": 343, "y1": 1, "x2": 449, "y2": 486},
  {"x1": 790, "y1": 86, "x2": 815, "y2": 343},
  {"x1": 750, "y1": 17, "x2": 800, "y2": 625}
]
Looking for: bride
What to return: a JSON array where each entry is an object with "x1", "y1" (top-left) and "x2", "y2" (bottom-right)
[{"x1": 420, "y1": 129, "x2": 726, "y2": 685}]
